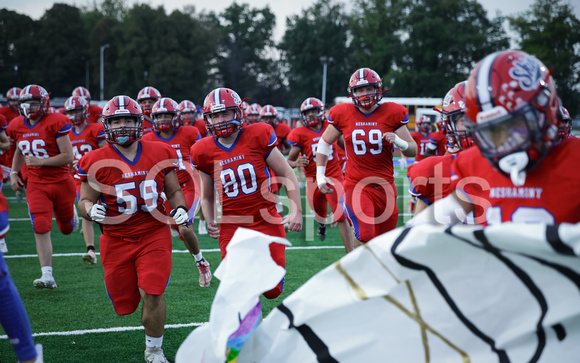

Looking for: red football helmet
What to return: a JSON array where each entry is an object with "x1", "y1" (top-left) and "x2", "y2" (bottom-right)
[
  {"x1": 6, "y1": 87, "x2": 22, "y2": 112},
  {"x1": 19, "y1": 85, "x2": 50, "y2": 119},
  {"x1": 557, "y1": 103, "x2": 572, "y2": 140},
  {"x1": 101, "y1": 95, "x2": 144, "y2": 145},
  {"x1": 442, "y1": 81, "x2": 472, "y2": 151},
  {"x1": 247, "y1": 103, "x2": 261, "y2": 124},
  {"x1": 152, "y1": 97, "x2": 181, "y2": 132},
  {"x1": 203, "y1": 88, "x2": 244, "y2": 138},
  {"x1": 416, "y1": 115, "x2": 432, "y2": 133},
  {"x1": 136, "y1": 86, "x2": 162, "y2": 116},
  {"x1": 179, "y1": 100, "x2": 197, "y2": 126},
  {"x1": 72, "y1": 86, "x2": 91, "y2": 101},
  {"x1": 240, "y1": 101, "x2": 250, "y2": 121},
  {"x1": 64, "y1": 96, "x2": 89, "y2": 125},
  {"x1": 300, "y1": 97, "x2": 325, "y2": 128},
  {"x1": 347, "y1": 68, "x2": 383, "y2": 109},
  {"x1": 465, "y1": 50, "x2": 560, "y2": 185},
  {"x1": 260, "y1": 105, "x2": 278, "y2": 127}
]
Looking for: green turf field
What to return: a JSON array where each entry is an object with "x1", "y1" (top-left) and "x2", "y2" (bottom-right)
[{"x1": 0, "y1": 161, "x2": 413, "y2": 362}]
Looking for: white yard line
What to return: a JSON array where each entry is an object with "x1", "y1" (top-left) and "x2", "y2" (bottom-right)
[{"x1": 0, "y1": 323, "x2": 206, "y2": 339}]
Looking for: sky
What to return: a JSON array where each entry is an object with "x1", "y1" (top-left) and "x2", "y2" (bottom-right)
[{"x1": 2, "y1": 0, "x2": 579, "y2": 40}]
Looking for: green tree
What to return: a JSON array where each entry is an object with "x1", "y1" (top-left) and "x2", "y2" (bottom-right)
[
  {"x1": 280, "y1": 0, "x2": 353, "y2": 107},
  {"x1": 393, "y1": 0, "x2": 509, "y2": 97},
  {"x1": 348, "y1": 0, "x2": 408, "y2": 93},
  {"x1": 210, "y1": 3, "x2": 278, "y2": 103},
  {"x1": 508, "y1": 0, "x2": 580, "y2": 115},
  {"x1": 0, "y1": 9, "x2": 35, "y2": 89},
  {"x1": 32, "y1": 4, "x2": 89, "y2": 96}
]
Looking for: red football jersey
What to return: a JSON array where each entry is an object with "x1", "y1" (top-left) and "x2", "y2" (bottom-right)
[
  {"x1": 273, "y1": 122, "x2": 291, "y2": 151},
  {"x1": 87, "y1": 104, "x2": 103, "y2": 124},
  {"x1": 70, "y1": 123, "x2": 106, "y2": 179},
  {"x1": 77, "y1": 140, "x2": 178, "y2": 238},
  {"x1": 193, "y1": 119, "x2": 208, "y2": 137},
  {"x1": 190, "y1": 123, "x2": 280, "y2": 226},
  {"x1": 8, "y1": 113, "x2": 72, "y2": 183},
  {"x1": 0, "y1": 106, "x2": 19, "y2": 123},
  {"x1": 410, "y1": 131, "x2": 447, "y2": 161},
  {"x1": 408, "y1": 154, "x2": 456, "y2": 206},
  {"x1": 142, "y1": 118, "x2": 155, "y2": 134},
  {"x1": 452, "y1": 137, "x2": 580, "y2": 225},
  {"x1": 287, "y1": 123, "x2": 342, "y2": 179},
  {"x1": 70, "y1": 123, "x2": 106, "y2": 160},
  {"x1": 328, "y1": 102, "x2": 409, "y2": 184},
  {"x1": 141, "y1": 126, "x2": 201, "y2": 184}
]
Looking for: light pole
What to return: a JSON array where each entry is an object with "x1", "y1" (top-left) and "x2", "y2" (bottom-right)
[
  {"x1": 320, "y1": 56, "x2": 334, "y2": 105},
  {"x1": 100, "y1": 44, "x2": 110, "y2": 101}
]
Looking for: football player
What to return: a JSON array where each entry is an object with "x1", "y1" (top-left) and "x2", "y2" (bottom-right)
[
  {"x1": 410, "y1": 115, "x2": 446, "y2": 161},
  {"x1": 8, "y1": 85, "x2": 78, "y2": 289},
  {"x1": 64, "y1": 95, "x2": 107, "y2": 264},
  {"x1": 316, "y1": 68, "x2": 417, "y2": 246},
  {"x1": 72, "y1": 86, "x2": 103, "y2": 124},
  {"x1": 136, "y1": 86, "x2": 162, "y2": 135},
  {"x1": 410, "y1": 50, "x2": 580, "y2": 226},
  {"x1": 287, "y1": 97, "x2": 353, "y2": 252},
  {"x1": 78, "y1": 95, "x2": 187, "y2": 363},
  {"x1": 191, "y1": 87, "x2": 302, "y2": 299},
  {"x1": 407, "y1": 81, "x2": 473, "y2": 216},
  {"x1": 260, "y1": 105, "x2": 291, "y2": 154},
  {"x1": 246, "y1": 103, "x2": 261, "y2": 124},
  {"x1": 142, "y1": 97, "x2": 212, "y2": 287},
  {"x1": 0, "y1": 87, "x2": 22, "y2": 181},
  {"x1": 557, "y1": 103, "x2": 573, "y2": 141}
]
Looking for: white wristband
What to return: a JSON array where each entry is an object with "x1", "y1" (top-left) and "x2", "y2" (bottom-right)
[
  {"x1": 316, "y1": 166, "x2": 327, "y2": 188},
  {"x1": 393, "y1": 135, "x2": 409, "y2": 151},
  {"x1": 316, "y1": 138, "x2": 332, "y2": 157},
  {"x1": 10, "y1": 171, "x2": 18, "y2": 176},
  {"x1": 426, "y1": 142, "x2": 438, "y2": 150}
]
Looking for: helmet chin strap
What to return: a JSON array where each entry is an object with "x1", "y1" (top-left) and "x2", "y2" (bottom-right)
[{"x1": 498, "y1": 151, "x2": 529, "y2": 186}]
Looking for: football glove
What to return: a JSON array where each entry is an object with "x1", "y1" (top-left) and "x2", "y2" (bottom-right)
[
  {"x1": 170, "y1": 205, "x2": 189, "y2": 225},
  {"x1": 89, "y1": 203, "x2": 106, "y2": 222}
]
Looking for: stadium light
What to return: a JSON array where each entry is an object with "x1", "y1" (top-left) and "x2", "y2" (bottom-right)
[
  {"x1": 100, "y1": 44, "x2": 110, "y2": 101},
  {"x1": 320, "y1": 56, "x2": 334, "y2": 106}
]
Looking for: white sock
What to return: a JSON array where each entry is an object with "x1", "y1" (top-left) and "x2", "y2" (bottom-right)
[
  {"x1": 145, "y1": 335, "x2": 163, "y2": 348},
  {"x1": 193, "y1": 252, "x2": 203, "y2": 262},
  {"x1": 41, "y1": 266, "x2": 53, "y2": 276},
  {"x1": 199, "y1": 220, "x2": 206, "y2": 226}
]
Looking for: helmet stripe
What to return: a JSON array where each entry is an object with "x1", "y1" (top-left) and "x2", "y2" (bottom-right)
[
  {"x1": 475, "y1": 52, "x2": 499, "y2": 111},
  {"x1": 214, "y1": 89, "x2": 221, "y2": 106},
  {"x1": 358, "y1": 68, "x2": 365, "y2": 80}
]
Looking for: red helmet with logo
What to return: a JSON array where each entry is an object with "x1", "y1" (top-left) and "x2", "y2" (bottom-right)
[
  {"x1": 64, "y1": 96, "x2": 89, "y2": 125},
  {"x1": 347, "y1": 68, "x2": 383, "y2": 109},
  {"x1": 136, "y1": 87, "x2": 162, "y2": 116},
  {"x1": 101, "y1": 95, "x2": 144, "y2": 145},
  {"x1": 260, "y1": 105, "x2": 278, "y2": 127},
  {"x1": 442, "y1": 81, "x2": 472, "y2": 151},
  {"x1": 179, "y1": 100, "x2": 197, "y2": 126},
  {"x1": 152, "y1": 97, "x2": 181, "y2": 132},
  {"x1": 465, "y1": 50, "x2": 559, "y2": 185},
  {"x1": 300, "y1": 97, "x2": 325, "y2": 128},
  {"x1": 203, "y1": 88, "x2": 244, "y2": 138},
  {"x1": 6, "y1": 87, "x2": 22, "y2": 112},
  {"x1": 72, "y1": 86, "x2": 91, "y2": 101},
  {"x1": 19, "y1": 85, "x2": 50, "y2": 119}
]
